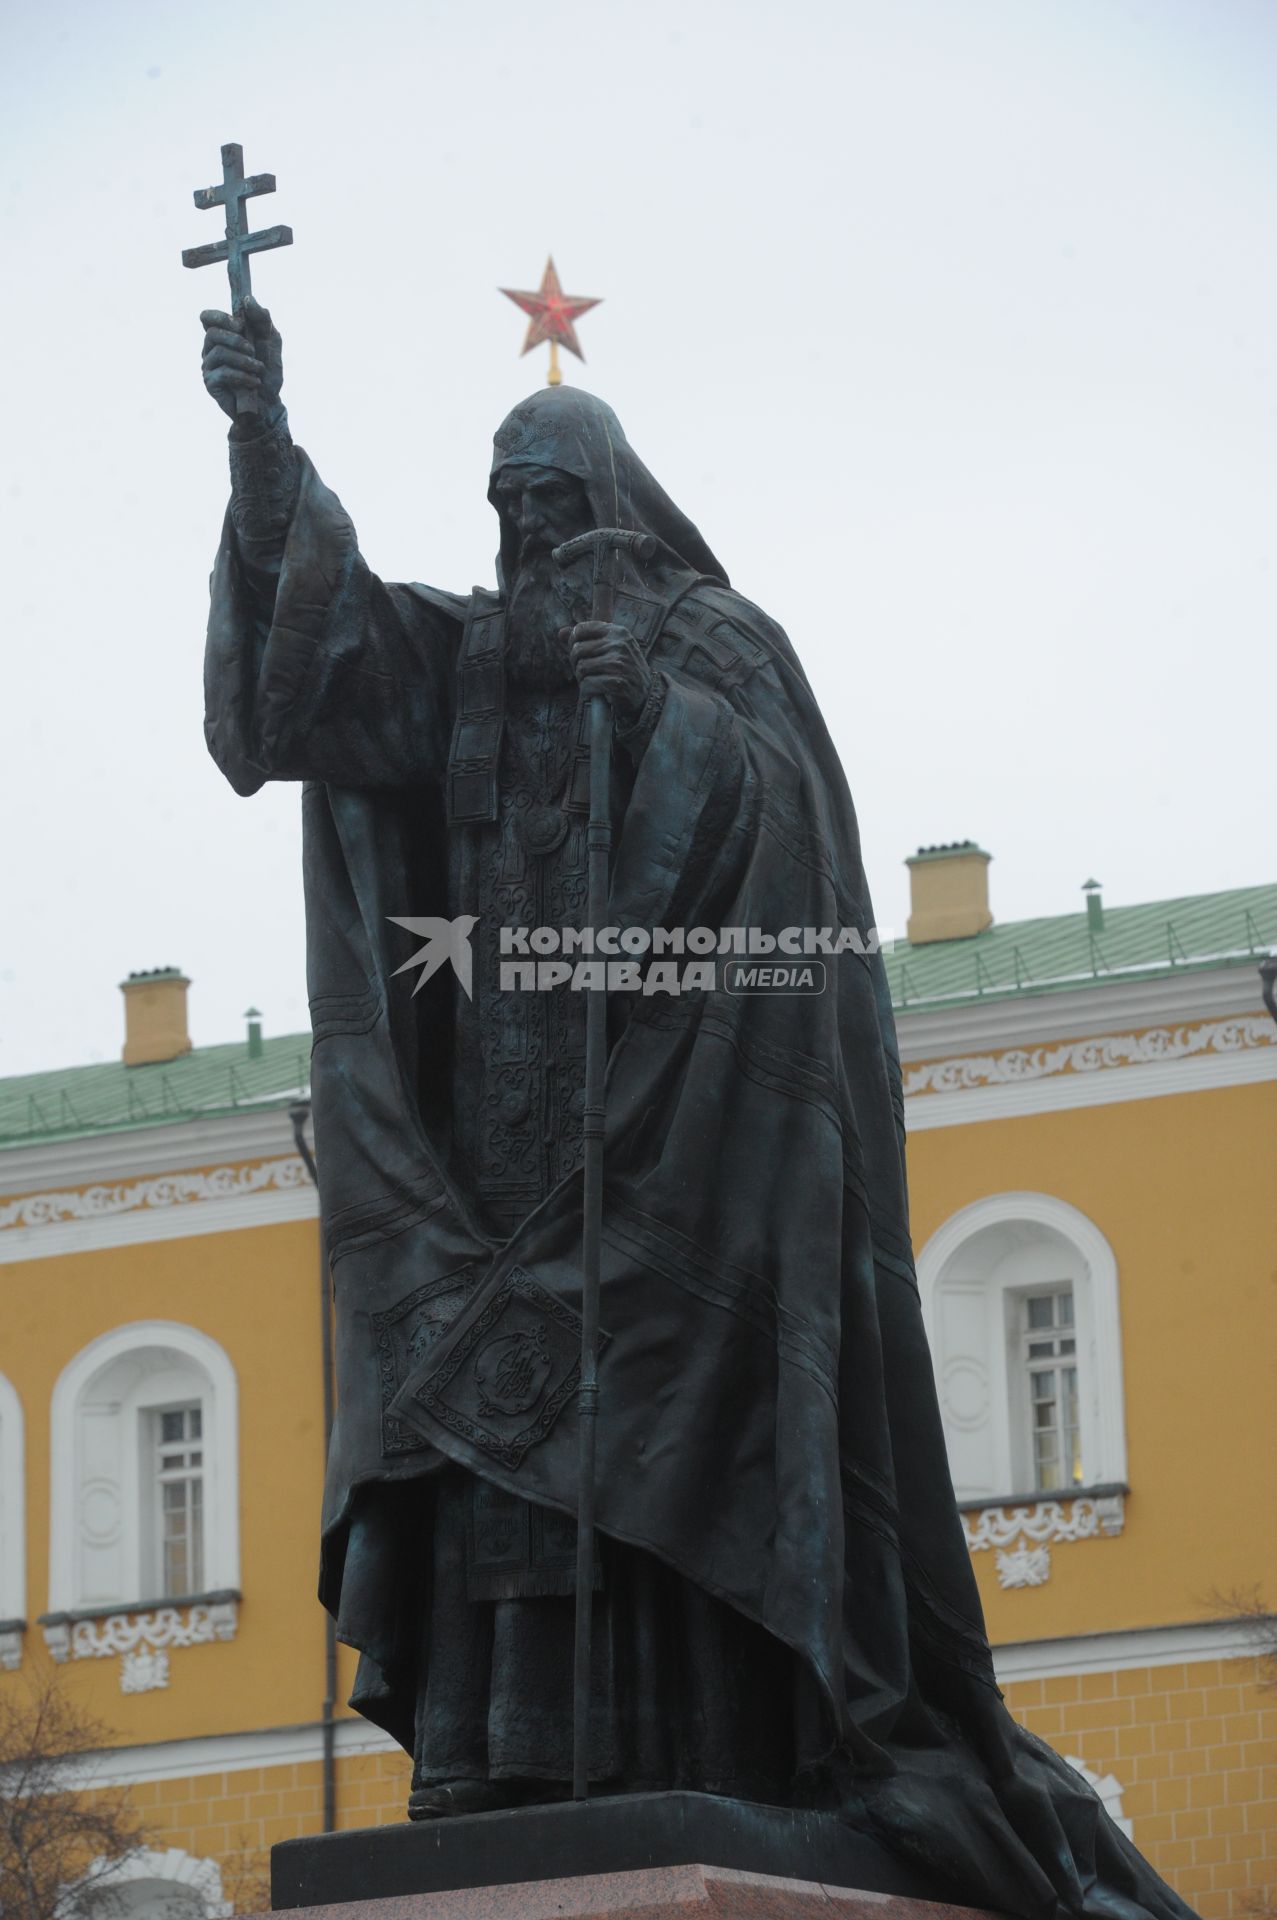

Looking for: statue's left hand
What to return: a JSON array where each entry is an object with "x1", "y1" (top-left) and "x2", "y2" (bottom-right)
[{"x1": 563, "y1": 622, "x2": 652, "y2": 725}]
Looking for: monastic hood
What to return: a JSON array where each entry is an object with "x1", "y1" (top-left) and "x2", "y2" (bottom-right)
[{"x1": 488, "y1": 387, "x2": 729, "y2": 589}]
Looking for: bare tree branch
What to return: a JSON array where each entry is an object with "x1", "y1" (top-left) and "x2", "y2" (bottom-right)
[
  {"x1": 0, "y1": 1674, "x2": 154, "y2": 1920},
  {"x1": 218, "y1": 1831, "x2": 269, "y2": 1918},
  {"x1": 1201, "y1": 1583, "x2": 1277, "y2": 1691}
]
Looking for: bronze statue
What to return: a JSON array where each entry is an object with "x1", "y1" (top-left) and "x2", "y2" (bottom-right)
[{"x1": 200, "y1": 295, "x2": 1196, "y2": 1918}]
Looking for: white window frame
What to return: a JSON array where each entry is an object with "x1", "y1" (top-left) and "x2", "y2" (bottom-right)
[
  {"x1": 146, "y1": 1402, "x2": 207, "y2": 1600},
  {"x1": 916, "y1": 1192, "x2": 1127, "y2": 1503},
  {"x1": 0, "y1": 1371, "x2": 25, "y2": 1641},
  {"x1": 48, "y1": 1323, "x2": 238, "y2": 1615},
  {"x1": 1009, "y1": 1283, "x2": 1082, "y2": 1495}
]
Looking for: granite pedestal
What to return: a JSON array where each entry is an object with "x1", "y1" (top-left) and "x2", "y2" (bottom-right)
[
  {"x1": 270, "y1": 1794, "x2": 982, "y2": 1914},
  {"x1": 262, "y1": 1860, "x2": 998, "y2": 1918}
]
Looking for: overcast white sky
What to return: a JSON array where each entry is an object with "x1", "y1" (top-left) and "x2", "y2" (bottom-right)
[{"x1": 1, "y1": 0, "x2": 1273, "y2": 1077}]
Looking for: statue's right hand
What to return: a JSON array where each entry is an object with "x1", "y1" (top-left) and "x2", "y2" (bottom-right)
[{"x1": 200, "y1": 297, "x2": 284, "y2": 425}]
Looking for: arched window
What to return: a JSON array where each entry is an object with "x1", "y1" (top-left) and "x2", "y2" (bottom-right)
[
  {"x1": 68, "y1": 1847, "x2": 231, "y2": 1920},
  {"x1": 49, "y1": 1325, "x2": 238, "y2": 1615},
  {"x1": 916, "y1": 1194, "x2": 1127, "y2": 1505},
  {"x1": 0, "y1": 1371, "x2": 24, "y2": 1667}
]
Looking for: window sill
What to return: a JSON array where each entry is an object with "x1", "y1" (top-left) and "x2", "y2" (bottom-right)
[
  {"x1": 959, "y1": 1488, "x2": 1127, "y2": 1589},
  {"x1": 956, "y1": 1482, "x2": 1128, "y2": 1514},
  {"x1": 38, "y1": 1588, "x2": 240, "y2": 1630},
  {"x1": 39, "y1": 1591, "x2": 240, "y2": 1687}
]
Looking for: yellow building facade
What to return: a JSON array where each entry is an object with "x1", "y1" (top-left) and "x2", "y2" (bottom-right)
[{"x1": 1, "y1": 866, "x2": 1274, "y2": 1918}]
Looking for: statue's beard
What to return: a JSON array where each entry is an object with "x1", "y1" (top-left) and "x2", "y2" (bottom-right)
[{"x1": 506, "y1": 550, "x2": 590, "y2": 690}]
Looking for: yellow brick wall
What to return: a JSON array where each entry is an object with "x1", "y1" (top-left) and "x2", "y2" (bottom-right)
[
  {"x1": 1004, "y1": 1654, "x2": 1277, "y2": 1917},
  {"x1": 104, "y1": 1653, "x2": 1275, "y2": 1917},
  {"x1": 124, "y1": 1749, "x2": 413, "y2": 1909}
]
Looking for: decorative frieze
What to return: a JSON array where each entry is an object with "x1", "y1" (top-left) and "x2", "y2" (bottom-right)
[
  {"x1": 995, "y1": 1542, "x2": 1052, "y2": 1589},
  {"x1": 121, "y1": 1648, "x2": 171, "y2": 1693},
  {"x1": 0, "y1": 1156, "x2": 308, "y2": 1234},
  {"x1": 905, "y1": 1015, "x2": 1274, "y2": 1099},
  {"x1": 42, "y1": 1597, "x2": 238, "y2": 1691},
  {"x1": 962, "y1": 1493, "x2": 1125, "y2": 1589}
]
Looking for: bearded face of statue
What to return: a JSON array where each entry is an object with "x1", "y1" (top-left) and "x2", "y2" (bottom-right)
[{"x1": 494, "y1": 464, "x2": 593, "y2": 689}]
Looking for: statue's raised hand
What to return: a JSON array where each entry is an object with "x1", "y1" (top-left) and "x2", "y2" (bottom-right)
[{"x1": 200, "y1": 297, "x2": 284, "y2": 427}]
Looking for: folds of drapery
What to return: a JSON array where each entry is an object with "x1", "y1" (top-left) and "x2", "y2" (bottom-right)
[{"x1": 204, "y1": 445, "x2": 1197, "y2": 1919}]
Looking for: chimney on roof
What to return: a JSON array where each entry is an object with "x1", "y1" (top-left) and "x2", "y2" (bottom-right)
[
  {"x1": 1082, "y1": 878, "x2": 1104, "y2": 933},
  {"x1": 120, "y1": 968, "x2": 192, "y2": 1068},
  {"x1": 906, "y1": 842, "x2": 993, "y2": 945}
]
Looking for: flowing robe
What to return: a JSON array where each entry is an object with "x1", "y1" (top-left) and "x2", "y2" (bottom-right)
[{"x1": 204, "y1": 388, "x2": 1195, "y2": 1917}]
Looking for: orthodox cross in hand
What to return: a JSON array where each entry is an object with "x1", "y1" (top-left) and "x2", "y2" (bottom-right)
[{"x1": 182, "y1": 143, "x2": 292, "y2": 414}]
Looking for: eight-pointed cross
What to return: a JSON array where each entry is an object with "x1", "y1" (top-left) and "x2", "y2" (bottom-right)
[{"x1": 182, "y1": 142, "x2": 293, "y2": 413}]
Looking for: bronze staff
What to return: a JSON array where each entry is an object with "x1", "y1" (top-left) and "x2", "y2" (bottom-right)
[{"x1": 553, "y1": 524, "x2": 656, "y2": 1800}]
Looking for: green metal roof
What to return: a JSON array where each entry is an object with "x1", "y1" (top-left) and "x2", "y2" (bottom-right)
[
  {"x1": 2, "y1": 883, "x2": 1273, "y2": 1152},
  {"x1": 883, "y1": 883, "x2": 1277, "y2": 1015},
  {"x1": 0, "y1": 1032, "x2": 311, "y2": 1153}
]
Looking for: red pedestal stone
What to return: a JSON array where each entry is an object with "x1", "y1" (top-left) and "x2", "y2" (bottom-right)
[{"x1": 254, "y1": 1863, "x2": 999, "y2": 1919}]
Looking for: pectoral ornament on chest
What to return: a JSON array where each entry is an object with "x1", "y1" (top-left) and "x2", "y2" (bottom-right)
[{"x1": 515, "y1": 801, "x2": 570, "y2": 857}]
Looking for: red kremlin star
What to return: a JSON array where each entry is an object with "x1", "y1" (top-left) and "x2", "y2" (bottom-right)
[{"x1": 500, "y1": 257, "x2": 601, "y2": 365}]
